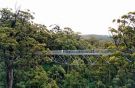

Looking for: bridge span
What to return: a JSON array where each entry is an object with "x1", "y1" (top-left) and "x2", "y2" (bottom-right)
[
  {"x1": 47, "y1": 49, "x2": 114, "y2": 55},
  {"x1": 45, "y1": 49, "x2": 133, "y2": 64},
  {"x1": 46, "y1": 49, "x2": 114, "y2": 64}
]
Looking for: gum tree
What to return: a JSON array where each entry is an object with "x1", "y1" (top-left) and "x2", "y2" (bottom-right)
[{"x1": 0, "y1": 8, "x2": 47, "y2": 88}]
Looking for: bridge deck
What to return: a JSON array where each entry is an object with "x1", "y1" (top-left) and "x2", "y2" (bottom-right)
[
  {"x1": 46, "y1": 50, "x2": 133, "y2": 63},
  {"x1": 47, "y1": 50, "x2": 113, "y2": 55}
]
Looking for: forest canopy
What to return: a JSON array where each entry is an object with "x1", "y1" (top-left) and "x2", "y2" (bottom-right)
[{"x1": 0, "y1": 8, "x2": 134, "y2": 88}]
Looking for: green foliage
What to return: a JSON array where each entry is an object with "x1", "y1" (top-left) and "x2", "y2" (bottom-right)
[
  {"x1": 0, "y1": 61, "x2": 6, "y2": 88},
  {"x1": 0, "y1": 8, "x2": 134, "y2": 88}
]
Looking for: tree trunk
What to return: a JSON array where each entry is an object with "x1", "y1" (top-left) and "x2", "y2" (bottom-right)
[{"x1": 6, "y1": 60, "x2": 13, "y2": 88}]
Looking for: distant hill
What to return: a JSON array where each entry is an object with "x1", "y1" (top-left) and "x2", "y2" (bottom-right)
[{"x1": 80, "y1": 34, "x2": 112, "y2": 41}]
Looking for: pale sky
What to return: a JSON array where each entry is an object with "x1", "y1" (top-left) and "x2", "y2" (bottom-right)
[{"x1": 0, "y1": 0, "x2": 135, "y2": 35}]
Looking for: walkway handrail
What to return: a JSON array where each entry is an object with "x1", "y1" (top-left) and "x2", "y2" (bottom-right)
[{"x1": 47, "y1": 49, "x2": 115, "y2": 55}]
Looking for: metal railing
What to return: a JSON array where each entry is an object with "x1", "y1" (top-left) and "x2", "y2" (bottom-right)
[{"x1": 47, "y1": 49, "x2": 114, "y2": 55}]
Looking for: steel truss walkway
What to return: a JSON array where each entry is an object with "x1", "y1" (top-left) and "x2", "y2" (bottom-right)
[
  {"x1": 47, "y1": 49, "x2": 113, "y2": 55},
  {"x1": 46, "y1": 49, "x2": 114, "y2": 64}
]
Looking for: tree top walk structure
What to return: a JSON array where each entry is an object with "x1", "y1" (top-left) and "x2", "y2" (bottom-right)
[
  {"x1": 47, "y1": 49, "x2": 113, "y2": 56},
  {"x1": 45, "y1": 49, "x2": 134, "y2": 64},
  {"x1": 46, "y1": 49, "x2": 115, "y2": 64}
]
